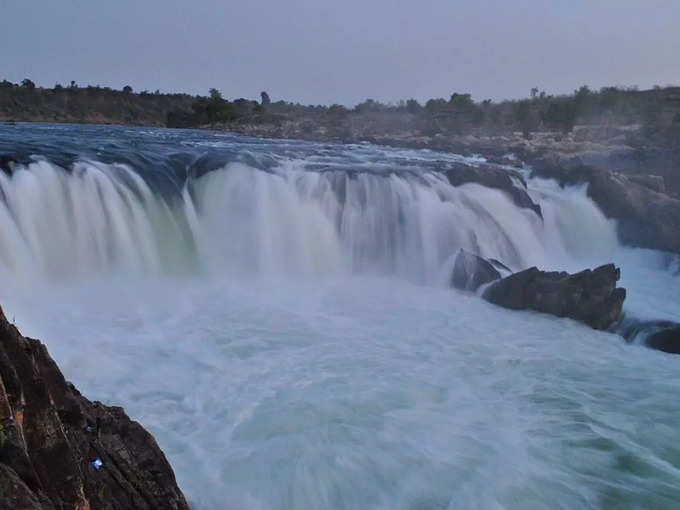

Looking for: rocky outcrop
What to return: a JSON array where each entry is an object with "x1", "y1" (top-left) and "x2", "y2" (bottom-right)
[
  {"x1": 482, "y1": 264, "x2": 626, "y2": 330},
  {"x1": 531, "y1": 160, "x2": 680, "y2": 254},
  {"x1": 451, "y1": 249, "x2": 501, "y2": 291},
  {"x1": 0, "y1": 306, "x2": 189, "y2": 510},
  {"x1": 442, "y1": 163, "x2": 542, "y2": 217}
]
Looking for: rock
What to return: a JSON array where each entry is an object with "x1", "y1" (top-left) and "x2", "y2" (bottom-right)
[
  {"x1": 531, "y1": 160, "x2": 680, "y2": 254},
  {"x1": 0, "y1": 305, "x2": 189, "y2": 509},
  {"x1": 0, "y1": 464, "x2": 45, "y2": 510},
  {"x1": 443, "y1": 163, "x2": 542, "y2": 217},
  {"x1": 482, "y1": 264, "x2": 626, "y2": 330},
  {"x1": 645, "y1": 324, "x2": 680, "y2": 354},
  {"x1": 488, "y1": 258, "x2": 511, "y2": 274},
  {"x1": 628, "y1": 174, "x2": 666, "y2": 194},
  {"x1": 451, "y1": 249, "x2": 501, "y2": 291},
  {"x1": 616, "y1": 318, "x2": 680, "y2": 354}
]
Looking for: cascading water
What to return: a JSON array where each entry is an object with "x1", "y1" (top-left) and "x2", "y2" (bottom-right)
[
  {"x1": 0, "y1": 160, "x2": 618, "y2": 283},
  {"x1": 1, "y1": 123, "x2": 679, "y2": 509}
]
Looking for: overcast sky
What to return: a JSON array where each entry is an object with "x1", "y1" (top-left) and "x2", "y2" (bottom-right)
[{"x1": 2, "y1": 0, "x2": 679, "y2": 106}]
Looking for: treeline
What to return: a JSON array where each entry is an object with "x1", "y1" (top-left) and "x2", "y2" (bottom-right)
[
  {"x1": 2, "y1": 78, "x2": 679, "y2": 142},
  {"x1": 0, "y1": 79, "x2": 195, "y2": 126},
  {"x1": 254, "y1": 85, "x2": 680, "y2": 139}
]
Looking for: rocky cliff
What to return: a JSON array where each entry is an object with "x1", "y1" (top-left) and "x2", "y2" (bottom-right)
[{"x1": 0, "y1": 306, "x2": 189, "y2": 510}]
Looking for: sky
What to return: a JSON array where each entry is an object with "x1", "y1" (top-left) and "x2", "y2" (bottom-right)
[{"x1": 1, "y1": 0, "x2": 679, "y2": 106}]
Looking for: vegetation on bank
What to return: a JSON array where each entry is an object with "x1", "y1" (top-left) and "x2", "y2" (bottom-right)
[{"x1": 2, "y1": 77, "x2": 679, "y2": 138}]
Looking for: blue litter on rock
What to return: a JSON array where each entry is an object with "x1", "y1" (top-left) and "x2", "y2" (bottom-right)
[{"x1": 91, "y1": 458, "x2": 103, "y2": 469}]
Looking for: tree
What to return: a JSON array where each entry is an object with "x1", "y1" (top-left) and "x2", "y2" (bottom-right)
[
  {"x1": 354, "y1": 99, "x2": 385, "y2": 113},
  {"x1": 21, "y1": 78, "x2": 36, "y2": 90},
  {"x1": 530, "y1": 87, "x2": 539, "y2": 100},
  {"x1": 54, "y1": 83, "x2": 63, "y2": 90},
  {"x1": 260, "y1": 91, "x2": 271, "y2": 105},
  {"x1": 425, "y1": 98, "x2": 447, "y2": 113},
  {"x1": 70, "y1": 80, "x2": 77, "y2": 89},
  {"x1": 405, "y1": 98, "x2": 422, "y2": 113},
  {"x1": 513, "y1": 100, "x2": 534, "y2": 139},
  {"x1": 209, "y1": 88, "x2": 223, "y2": 101},
  {"x1": 448, "y1": 93, "x2": 474, "y2": 108},
  {"x1": 123, "y1": 85, "x2": 133, "y2": 93},
  {"x1": 542, "y1": 101, "x2": 576, "y2": 133}
]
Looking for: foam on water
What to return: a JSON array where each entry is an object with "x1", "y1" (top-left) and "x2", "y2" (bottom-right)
[{"x1": 0, "y1": 125, "x2": 679, "y2": 508}]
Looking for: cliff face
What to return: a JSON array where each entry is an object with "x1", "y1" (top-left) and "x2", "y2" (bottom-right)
[{"x1": 0, "y1": 306, "x2": 189, "y2": 510}]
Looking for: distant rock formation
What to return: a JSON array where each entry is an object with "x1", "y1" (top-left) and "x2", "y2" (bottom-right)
[
  {"x1": 482, "y1": 264, "x2": 626, "y2": 330},
  {"x1": 0, "y1": 306, "x2": 189, "y2": 509},
  {"x1": 451, "y1": 249, "x2": 501, "y2": 291}
]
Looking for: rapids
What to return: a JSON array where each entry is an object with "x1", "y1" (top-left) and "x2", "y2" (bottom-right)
[{"x1": 1, "y1": 123, "x2": 679, "y2": 509}]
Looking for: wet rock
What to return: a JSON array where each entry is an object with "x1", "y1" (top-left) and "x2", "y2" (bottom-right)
[
  {"x1": 443, "y1": 163, "x2": 542, "y2": 217},
  {"x1": 482, "y1": 264, "x2": 626, "y2": 330},
  {"x1": 645, "y1": 324, "x2": 680, "y2": 354},
  {"x1": 451, "y1": 249, "x2": 501, "y2": 291},
  {"x1": 0, "y1": 305, "x2": 189, "y2": 509},
  {"x1": 617, "y1": 319, "x2": 680, "y2": 355}
]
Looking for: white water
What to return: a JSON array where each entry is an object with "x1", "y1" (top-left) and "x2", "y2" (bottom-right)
[{"x1": 1, "y1": 144, "x2": 680, "y2": 509}]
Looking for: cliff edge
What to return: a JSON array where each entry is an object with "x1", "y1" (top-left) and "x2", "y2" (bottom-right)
[{"x1": 0, "y1": 306, "x2": 189, "y2": 510}]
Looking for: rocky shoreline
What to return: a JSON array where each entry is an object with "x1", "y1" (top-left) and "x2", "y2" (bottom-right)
[{"x1": 0, "y1": 306, "x2": 189, "y2": 509}]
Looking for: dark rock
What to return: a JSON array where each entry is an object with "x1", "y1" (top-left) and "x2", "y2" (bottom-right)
[
  {"x1": 0, "y1": 463, "x2": 45, "y2": 510},
  {"x1": 0, "y1": 305, "x2": 189, "y2": 509},
  {"x1": 628, "y1": 174, "x2": 666, "y2": 194},
  {"x1": 443, "y1": 163, "x2": 542, "y2": 217},
  {"x1": 482, "y1": 264, "x2": 626, "y2": 330},
  {"x1": 616, "y1": 318, "x2": 680, "y2": 354},
  {"x1": 531, "y1": 160, "x2": 680, "y2": 254},
  {"x1": 645, "y1": 324, "x2": 680, "y2": 354},
  {"x1": 451, "y1": 249, "x2": 501, "y2": 291}
]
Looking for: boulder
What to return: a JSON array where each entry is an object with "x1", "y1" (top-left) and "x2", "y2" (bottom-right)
[
  {"x1": 644, "y1": 324, "x2": 680, "y2": 354},
  {"x1": 482, "y1": 264, "x2": 626, "y2": 330},
  {"x1": 617, "y1": 318, "x2": 680, "y2": 355},
  {"x1": 451, "y1": 249, "x2": 501, "y2": 291},
  {"x1": 442, "y1": 163, "x2": 542, "y2": 217},
  {"x1": 0, "y1": 305, "x2": 189, "y2": 510},
  {"x1": 531, "y1": 160, "x2": 680, "y2": 254}
]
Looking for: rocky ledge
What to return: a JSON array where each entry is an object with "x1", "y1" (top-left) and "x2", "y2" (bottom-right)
[
  {"x1": 480, "y1": 263, "x2": 626, "y2": 331},
  {"x1": 0, "y1": 306, "x2": 189, "y2": 509}
]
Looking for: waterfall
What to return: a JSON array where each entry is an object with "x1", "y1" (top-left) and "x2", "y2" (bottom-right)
[{"x1": 0, "y1": 158, "x2": 620, "y2": 284}]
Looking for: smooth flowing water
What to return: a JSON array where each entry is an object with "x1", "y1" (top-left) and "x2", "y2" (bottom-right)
[{"x1": 1, "y1": 124, "x2": 679, "y2": 509}]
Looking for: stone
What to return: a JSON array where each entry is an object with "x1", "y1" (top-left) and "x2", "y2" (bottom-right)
[
  {"x1": 645, "y1": 325, "x2": 680, "y2": 354},
  {"x1": 443, "y1": 163, "x2": 542, "y2": 217},
  {"x1": 0, "y1": 305, "x2": 189, "y2": 510},
  {"x1": 482, "y1": 264, "x2": 626, "y2": 330},
  {"x1": 451, "y1": 249, "x2": 501, "y2": 291}
]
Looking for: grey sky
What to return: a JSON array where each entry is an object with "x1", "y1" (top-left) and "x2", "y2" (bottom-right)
[{"x1": 2, "y1": 0, "x2": 679, "y2": 106}]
